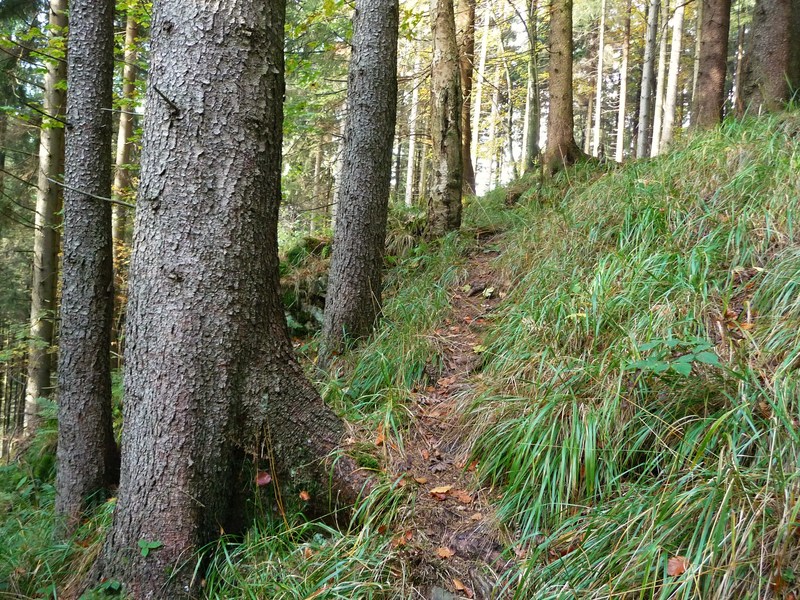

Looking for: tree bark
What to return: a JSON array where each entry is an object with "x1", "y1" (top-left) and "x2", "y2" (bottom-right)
[
  {"x1": 740, "y1": 0, "x2": 800, "y2": 114},
  {"x1": 543, "y1": 0, "x2": 582, "y2": 174},
  {"x1": 427, "y1": 0, "x2": 463, "y2": 237},
  {"x1": 523, "y1": 0, "x2": 541, "y2": 171},
  {"x1": 592, "y1": 0, "x2": 607, "y2": 157},
  {"x1": 650, "y1": 0, "x2": 670, "y2": 156},
  {"x1": 56, "y1": 0, "x2": 119, "y2": 532},
  {"x1": 470, "y1": 5, "x2": 490, "y2": 174},
  {"x1": 637, "y1": 0, "x2": 660, "y2": 158},
  {"x1": 319, "y1": 0, "x2": 399, "y2": 364},
  {"x1": 404, "y1": 55, "x2": 421, "y2": 207},
  {"x1": 692, "y1": 0, "x2": 731, "y2": 128},
  {"x1": 24, "y1": 0, "x2": 67, "y2": 433},
  {"x1": 456, "y1": 0, "x2": 476, "y2": 194},
  {"x1": 659, "y1": 1, "x2": 684, "y2": 150},
  {"x1": 615, "y1": 0, "x2": 632, "y2": 162}
]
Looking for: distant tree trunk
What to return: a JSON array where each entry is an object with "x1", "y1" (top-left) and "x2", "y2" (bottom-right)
[
  {"x1": 693, "y1": 0, "x2": 731, "y2": 128},
  {"x1": 615, "y1": 0, "x2": 632, "y2": 162},
  {"x1": 111, "y1": 11, "x2": 137, "y2": 254},
  {"x1": 56, "y1": 0, "x2": 118, "y2": 532},
  {"x1": 25, "y1": 0, "x2": 66, "y2": 431},
  {"x1": 583, "y1": 91, "x2": 593, "y2": 154},
  {"x1": 311, "y1": 139, "x2": 324, "y2": 233},
  {"x1": 637, "y1": 0, "x2": 660, "y2": 158},
  {"x1": 740, "y1": 0, "x2": 800, "y2": 113},
  {"x1": 732, "y1": 20, "x2": 745, "y2": 114},
  {"x1": 456, "y1": 0, "x2": 476, "y2": 194},
  {"x1": 592, "y1": 0, "x2": 607, "y2": 157},
  {"x1": 405, "y1": 55, "x2": 421, "y2": 207},
  {"x1": 471, "y1": 6, "x2": 490, "y2": 174},
  {"x1": 320, "y1": 0, "x2": 399, "y2": 364},
  {"x1": 650, "y1": 0, "x2": 669, "y2": 156},
  {"x1": 659, "y1": 2, "x2": 684, "y2": 150},
  {"x1": 543, "y1": 0, "x2": 582, "y2": 174},
  {"x1": 691, "y1": 0, "x2": 703, "y2": 103},
  {"x1": 92, "y1": 0, "x2": 365, "y2": 594},
  {"x1": 523, "y1": 0, "x2": 541, "y2": 171},
  {"x1": 427, "y1": 0, "x2": 463, "y2": 237},
  {"x1": 487, "y1": 64, "x2": 501, "y2": 186}
]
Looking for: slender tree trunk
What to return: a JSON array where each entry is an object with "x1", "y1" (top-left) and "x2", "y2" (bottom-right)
[
  {"x1": 487, "y1": 64, "x2": 501, "y2": 187},
  {"x1": 471, "y1": 6, "x2": 490, "y2": 172},
  {"x1": 320, "y1": 0, "x2": 399, "y2": 364},
  {"x1": 583, "y1": 92, "x2": 593, "y2": 154},
  {"x1": 427, "y1": 0, "x2": 463, "y2": 237},
  {"x1": 523, "y1": 0, "x2": 541, "y2": 171},
  {"x1": 56, "y1": 0, "x2": 118, "y2": 532},
  {"x1": 456, "y1": 0, "x2": 476, "y2": 193},
  {"x1": 691, "y1": 0, "x2": 703, "y2": 103},
  {"x1": 615, "y1": 0, "x2": 632, "y2": 162},
  {"x1": 693, "y1": 0, "x2": 731, "y2": 127},
  {"x1": 732, "y1": 19, "x2": 745, "y2": 115},
  {"x1": 651, "y1": 0, "x2": 670, "y2": 156},
  {"x1": 659, "y1": 2, "x2": 684, "y2": 150},
  {"x1": 24, "y1": 0, "x2": 67, "y2": 432},
  {"x1": 592, "y1": 0, "x2": 607, "y2": 157},
  {"x1": 404, "y1": 55, "x2": 421, "y2": 207},
  {"x1": 93, "y1": 0, "x2": 365, "y2": 594},
  {"x1": 543, "y1": 0, "x2": 582, "y2": 174},
  {"x1": 311, "y1": 139, "x2": 324, "y2": 233},
  {"x1": 637, "y1": 0, "x2": 660, "y2": 158}
]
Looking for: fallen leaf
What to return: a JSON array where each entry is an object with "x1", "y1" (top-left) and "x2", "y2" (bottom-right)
[
  {"x1": 467, "y1": 460, "x2": 478, "y2": 472},
  {"x1": 414, "y1": 476, "x2": 429, "y2": 484},
  {"x1": 430, "y1": 485, "x2": 452, "y2": 494},
  {"x1": 452, "y1": 490, "x2": 472, "y2": 504},
  {"x1": 255, "y1": 471, "x2": 272, "y2": 487},
  {"x1": 436, "y1": 547, "x2": 455, "y2": 559},
  {"x1": 303, "y1": 547, "x2": 313, "y2": 560},
  {"x1": 375, "y1": 424, "x2": 385, "y2": 446},
  {"x1": 452, "y1": 578, "x2": 473, "y2": 597},
  {"x1": 299, "y1": 490, "x2": 311, "y2": 502},
  {"x1": 470, "y1": 512, "x2": 483, "y2": 521},
  {"x1": 472, "y1": 344, "x2": 487, "y2": 354},
  {"x1": 421, "y1": 449, "x2": 430, "y2": 461},
  {"x1": 667, "y1": 556, "x2": 689, "y2": 577}
]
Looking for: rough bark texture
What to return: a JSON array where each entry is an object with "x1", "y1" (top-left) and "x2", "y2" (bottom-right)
[
  {"x1": 741, "y1": 0, "x2": 800, "y2": 113},
  {"x1": 456, "y1": 0, "x2": 476, "y2": 194},
  {"x1": 615, "y1": 0, "x2": 632, "y2": 162},
  {"x1": 427, "y1": 0, "x2": 463, "y2": 237},
  {"x1": 637, "y1": 0, "x2": 659, "y2": 158},
  {"x1": 543, "y1": 0, "x2": 582, "y2": 174},
  {"x1": 25, "y1": 0, "x2": 66, "y2": 431},
  {"x1": 92, "y1": 1, "x2": 364, "y2": 595},
  {"x1": 693, "y1": 0, "x2": 731, "y2": 128},
  {"x1": 659, "y1": 2, "x2": 684, "y2": 150},
  {"x1": 319, "y1": 0, "x2": 399, "y2": 364},
  {"x1": 56, "y1": 0, "x2": 118, "y2": 531}
]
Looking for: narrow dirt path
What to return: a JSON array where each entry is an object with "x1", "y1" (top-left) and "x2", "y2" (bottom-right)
[{"x1": 387, "y1": 233, "x2": 515, "y2": 600}]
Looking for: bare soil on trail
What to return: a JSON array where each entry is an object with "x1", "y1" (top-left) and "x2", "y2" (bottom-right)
[{"x1": 384, "y1": 233, "x2": 518, "y2": 600}]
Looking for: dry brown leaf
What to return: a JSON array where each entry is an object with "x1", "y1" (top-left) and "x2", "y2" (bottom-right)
[
  {"x1": 436, "y1": 547, "x2": 455, "y2": 559},
  {"x1": 452, "y1": 490, "x2": 472, "y2": 504},
  {"x1": 667, "y1": 556, "x2": 689, "y2": 577},
  {"x1": 299, "y1": 490, "x2": 311, "y2": 502},
  {"x1": 452, "y1": 578, "x2": 473, "y2": 597},
  {"x1": 469, "y1": 512, "x2": 483, "y2": 521},
  {"x1": 430, "y1": 485, "x2": 452, "y2": 494},
  {"x1": 421, "y1": 449, "x2": 430, "y2": 461},
  {"x1": 414, "y1": 476, "x2": 429, "y2": 484},
  {"x1": 303, "y1": 547, "x2": 313, "y2": 560},
  {"x1": 375, "y1": 424, "x2": 385, "y2": 446}
]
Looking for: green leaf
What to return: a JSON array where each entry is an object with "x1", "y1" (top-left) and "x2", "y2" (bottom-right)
[
  {"x1": 671, "y1": 362, "x2": 692, "y2": 376},
  {"x1": 694, "y1": 351, "x2": 721, "y2": 366},
  {"x1": 638, "y1": 340, "x2": 661, "y2": 352},
  {"x1": 138, "y1": 539, "x2": 163, "y2": 557}
]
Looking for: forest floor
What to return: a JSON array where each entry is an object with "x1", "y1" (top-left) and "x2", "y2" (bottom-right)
[{"x1": 383, "y1": 231, "x2": 516, "y2": 599}]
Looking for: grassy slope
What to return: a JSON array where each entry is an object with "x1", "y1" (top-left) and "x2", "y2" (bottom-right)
[{"x1": 2, "y1": 114, "x2": 799, "y2": 598}]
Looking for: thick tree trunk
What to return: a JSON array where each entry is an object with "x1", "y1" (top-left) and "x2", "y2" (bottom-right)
[
  {"x1": 543, "y1": 0, "x2": 582, "y2": 174},
  {"x1": 693, "y1": 0, "x2": 731, "y2": 128},
  {"x1": 523, "y1": 0, "x2": 541, "y2": 171},
  {"x1": 56, "y1": 0, "x2": 118, "y2": 531},
  {"x1": 650, "y1": 0, "x2": 670, "y2": 156},
  {"x1": 592, "y1": 0, "x2": 607, "y2": 157},
  {"x1": 741, "y1": 0, "x2": 800, "y2": 113},
  {"x1": 615, "y1": 0, "x2": 632, "y2": 162},
  {"x1": 456, "y1": 0, "x2": 476, "y2": 194},
  {"x1": 404, "y1": 55, "x2": 421, "y2": 207},
  {"x1": 92, "y1": 0, "x2": 365, "y2": 595},
  {"x1": 427, "y1": 0, "x2": 463, "y2": 237},
  {"x1": 637, "y1": 0, "x2": 660, "y2": 158},
  {"x1": 24, "y1": 0, "x2": 67, "y2": 432},
  {"x1": 319, "y1": 0, "x2": 399, "y2": 364},
  {"x1": 659, "y1": 2, "x2": 684, "y2": 150}
]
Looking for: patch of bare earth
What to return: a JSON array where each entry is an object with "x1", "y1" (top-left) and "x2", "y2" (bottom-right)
[{"x1": 386, "y1": 233, "x2": 517, "y2": 600}]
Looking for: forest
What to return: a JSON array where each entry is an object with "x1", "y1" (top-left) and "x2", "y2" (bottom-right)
[{"x1": 0, "y1": 0, "x2": 799, "y2": 597}]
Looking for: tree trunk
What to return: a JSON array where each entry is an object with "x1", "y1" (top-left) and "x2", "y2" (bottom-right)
[
  {"x1": 740, "y1": 0, "x2": 800, "y2": 113},
  {"x1": 592, "y1": 0, "x2": 607, "y2": 157},
  {"x1": 650, "y1": 0, "x2": 670, "y2": 156},
  {"x1": 319, "y1": 0, "x2": 399, "y2": 364},
  {"x1": 470, "y1": 5, "x2": 490, "y2": 179},
  {"x1": 732, "y1": 20, "x2": 745, "y2": 115},
  {"x1": 24, "y1": 0, "x2": 67, "y2": 432},
  {"x1": 56, "y1": 0, "x2": 118, "y2": 531},
  {"x1": 691, "y1": 0, "x2": 703, "y2": 103},
  {"x1": 404, "y1": 55, "x2": 421, "y2": 207},
  {"x1": 543, "y1": 0, "x2": 582, "y2": 174},
  {"x1": 659, "y1": 2, "x2": 684, "y2": 150},
  {"x1": 427, "y1": 0, "x2": 463, "y2": 237},
  {"x1": 692, "y1": 0, "x2": 731, "y2": 128},
  {"x1": 583, "y1": 91, "x2": 593, "y2": 154},
  {"x1": 487, "y1": 64, "x2": 501, "y2": 187},
  {"x1": 523, "y1": 0, "x2": 541, "y2": 172},
  {"x1": 615, "y1": 0, "x2": 632, "y2": 162},
  {"x1": 92, "y1": 0, "x2": 365, "y2": 595},
  {"x1": 456, "y1": 0, "x2": 476, "y2": 194},
  {"x1": 637, "y1": 0, "x2": 660, "y2": 158}
]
